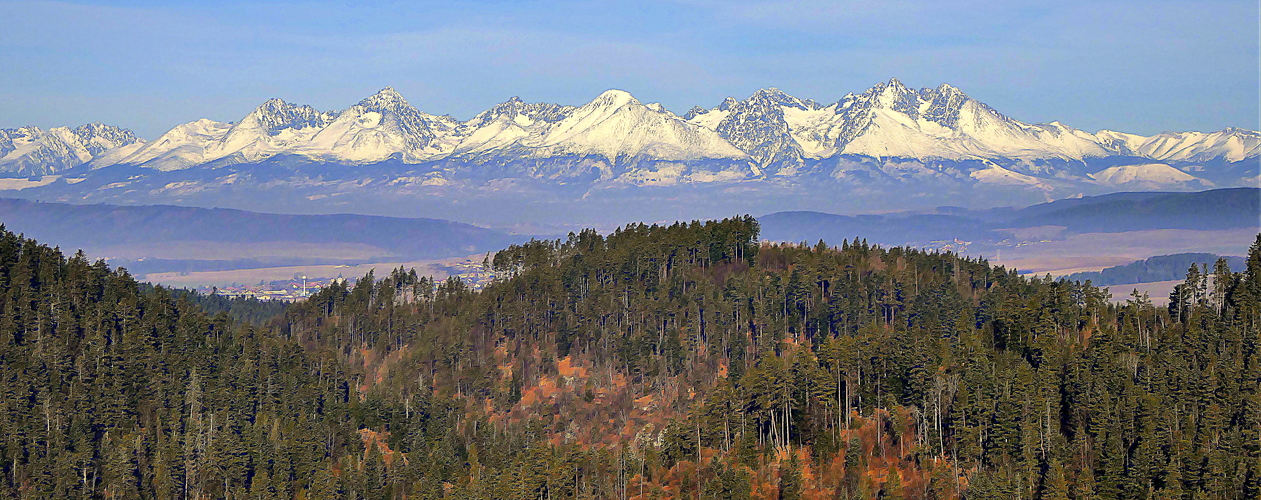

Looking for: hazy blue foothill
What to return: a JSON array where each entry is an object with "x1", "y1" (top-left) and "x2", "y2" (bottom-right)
[
  {"x1": 757, "y1": 187, "x2": 1261, "y2": 250},
  {"x1": 0, "y1": 187, "x2": 1253, "y2": 277},
  {"x1": 0, "y1": 198, "x2": 525, "y2": 261},
  {"x1": 1002, "y1": 188, "x2": 1261, "y2": 232},
  {"x1": 107, "y1": 257, "x2": 371, "y2": 278},
  {"x1": 758, "y1": 212, "x2": 1000, "y2": 247},
  {"x1": 1063, "y1": 253, "x2": 1247, "y2": 286}
]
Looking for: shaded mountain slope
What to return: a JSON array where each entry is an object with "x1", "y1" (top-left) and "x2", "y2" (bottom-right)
[
  {"x1": 1007, "y1": 187, "x2": 1261, "y2": 232},
  {"x1": 0, "y1": 198, "x2": 522, "y2": 260},
  {"x1": 759, "y1": 187, "x2": 1260, "y2": 250}
]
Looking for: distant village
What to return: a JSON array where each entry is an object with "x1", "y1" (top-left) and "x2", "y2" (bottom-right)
[
  {"x1": 442, "y1": 257, "x2": 497, "y2": 290},
  {"x1": 925, "y1": 237, "x2": 973, "y2": 255},
  {"x1": 204, "y1": 276, "x2": 346, "y2": 302},
  {"x1": 201, "y1": 257, "x2": 497, "y2": 302}
]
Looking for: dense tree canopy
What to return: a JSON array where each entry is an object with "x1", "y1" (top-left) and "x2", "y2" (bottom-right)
[{"x1": 0, "y1": 220, "x2": 1257, "y2": 499}]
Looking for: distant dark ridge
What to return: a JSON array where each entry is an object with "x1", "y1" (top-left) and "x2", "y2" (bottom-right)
[
  {"x1": 110, "y1": 257, "x2": 371, "y2": 277},
  {"x1": 758, "y1": 188, "x2": 1260, "y2": 252},
  {"x1": 757, "y1": 211, "x2": 998, "y2": 248},
  {"x1": 1008, "y1": 187, "x2": 1260, "y2": 232},
  {"x1": 0, "y1": 198, "x2": 524, "y2": 260},
  {"x1": 1064, "y1": 253, "x2": 1247, "y2": 286}
]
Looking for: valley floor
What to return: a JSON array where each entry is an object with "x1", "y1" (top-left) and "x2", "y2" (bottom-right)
[{"x1": 989, "y1": 227, "x2": 1258, "y2": 276}]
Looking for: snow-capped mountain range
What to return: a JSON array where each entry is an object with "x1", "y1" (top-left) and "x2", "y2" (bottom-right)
[
  {"x1": 2, "y1": 79, "x2": 1256, "y2": 225},
  {"x1": 0, "y1": 124, "x2": 141, "y2": 176}
]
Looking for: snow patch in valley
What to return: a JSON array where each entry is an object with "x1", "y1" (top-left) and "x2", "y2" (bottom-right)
[
  {"x1": 971, "y1": 163, "x2": 1051, "y2": 190},
  {"x1": 0, "y1": 175, "x2": 59, "y2": 190},
  {"x1": 617, "y1": 163, "x2": 688, "y2": 186},
  {"x1": 1089, "y1": 163, "x2": 1207, "y2": 188}
]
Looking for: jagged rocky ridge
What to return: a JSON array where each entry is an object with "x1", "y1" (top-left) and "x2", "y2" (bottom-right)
[
  {"x1": 3, "y1": 79, "x2": 1257, "y2": 212},
  {"x1": 0, "y1": 124, "x2": 141, "y2": 176}
]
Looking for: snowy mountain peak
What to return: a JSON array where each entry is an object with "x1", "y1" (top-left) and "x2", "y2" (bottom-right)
[
  {"x1": 356, "y1": 87, "x2": 411, "y2": 112},
  {"x1": 71, "y1": 123, "x2": 140, "y2": 153},
  {"x1": 588, "y1": 89, "x2": 639, "y2": 109},
  {"x1": 708, "y1": 88, "x2": 807, "y2": 168},
  {"x1": 244, "y1": 98, "x2": 336, "y2": 135},
  {"x1": 886, "y1": 77, "x2": 909, "y2": 91},
  {"x1": 873, "y1": 79, "x2": 921, "y2": 113},
  {"x1": 748, "y1": 87, "x2": 814, "y2": 110},
  {"x1": 1093, "y1": 127, "x2": 1261, "y2": 163},
  {"x1": 13, "y1": 79, "x2": 1255, "y2": 194},
  {"x1": 0, "y1": 123, "x2": 144, "y2": 175},
  {"x1": 935, "y1": 82, "x2": 963, "y2": 96},
  {"x1": 830, "y1": 78, "x2": 1108, "y2": 159},
  {"x1": 84, "y1": 87, "x2": 463, "y2": 170},
  {"x1": 481, "y1": 96, "x2": 529, "y2": 117},
  {"x1": 526, "y1": 88, "x2": 745, "y2": 165},
  {"x1": 919, "y1": 83, "x2": 978, "y2": 129},
  {"x1": 463, "y1": 96, "x2": 574, "y2": 130},
  {"x1": 751, "y1": 87, "x2": 787, "y2": 98}
]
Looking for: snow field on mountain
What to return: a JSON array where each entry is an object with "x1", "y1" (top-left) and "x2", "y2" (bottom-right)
[
  {"x1": 1, "y1": 79, "x2": 1255, "y2": 195},
  {"x1": 970, "y1": 163, "x2": 1053, "y2": 189},
  {"x1": 1089, "y1": 163, "x2": 1204, "y2": 189}
]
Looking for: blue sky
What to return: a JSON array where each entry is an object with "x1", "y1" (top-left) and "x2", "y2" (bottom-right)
[{"x1": 1, "y1": 0, "x2": 1256, "y2": 138}]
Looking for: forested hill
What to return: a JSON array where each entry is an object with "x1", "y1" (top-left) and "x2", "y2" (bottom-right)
[
  {"x1": 1064, "y1": 253, "x2": 1247, "y2": 286},
  {"x1": 2, "y1": 220, "x2": 1259, "y2": 499}
]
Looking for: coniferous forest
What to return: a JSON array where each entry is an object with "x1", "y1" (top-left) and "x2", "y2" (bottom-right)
[{"x1": 0, "y1": 218, "x2": 1258, "y2": 499}]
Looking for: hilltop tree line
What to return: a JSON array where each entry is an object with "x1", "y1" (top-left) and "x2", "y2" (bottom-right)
[
  {"x1": 1063, "y1": 252, "x2": 1246, "y2": 286},
  {"x1": 0, "y1": 218, "x2": 1257, "y2": 499}
]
